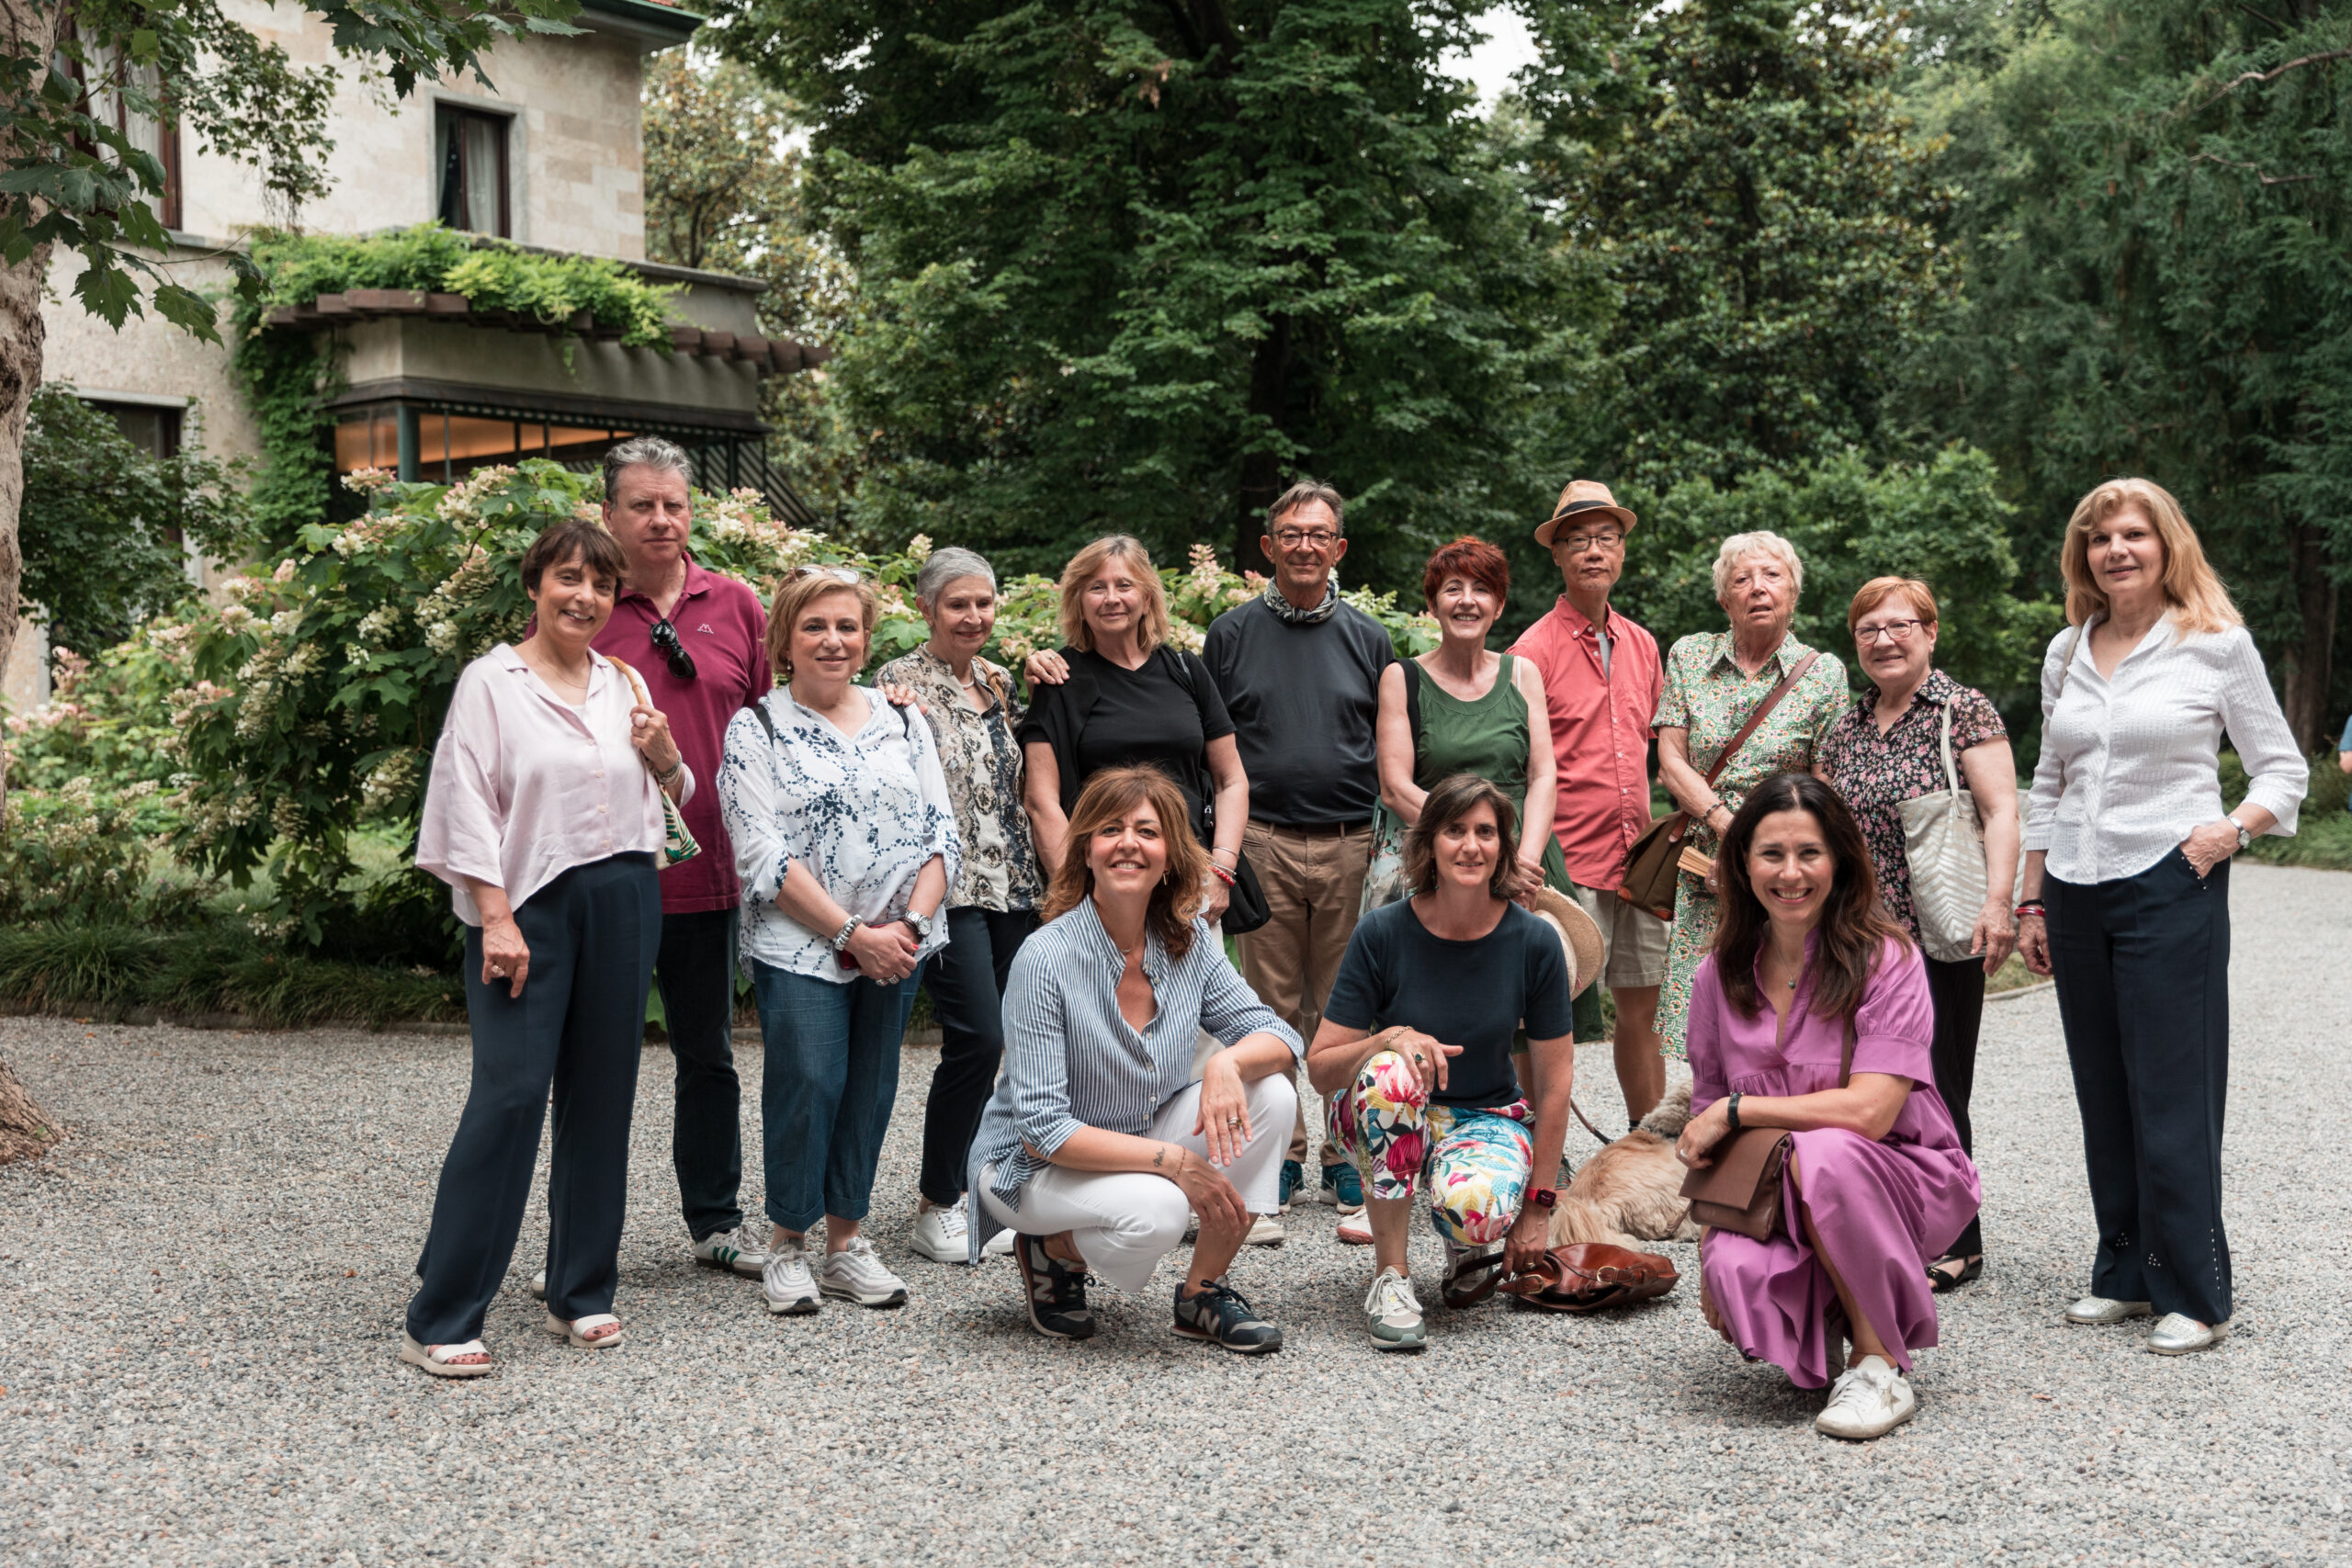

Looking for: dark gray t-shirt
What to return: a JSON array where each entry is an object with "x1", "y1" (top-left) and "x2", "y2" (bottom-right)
[
  {"x1": 1323, "y1": 899, "x2": 1577, "y2": 1109},
  {"x1": 1203, "y1": 596, "x2": 1395, "y2": 828}
]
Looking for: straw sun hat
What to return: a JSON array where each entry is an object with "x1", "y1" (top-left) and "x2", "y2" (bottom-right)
[{"x1": 1527, "y1": 886, "x2": 1606, "y2": 997}]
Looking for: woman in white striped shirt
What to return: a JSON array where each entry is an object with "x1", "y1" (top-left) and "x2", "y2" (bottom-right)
[
  {"x1": 2017, "y1": 478, "x2": 2306, "y2": 1356},
  {"x1": 967, "y1": 766, "x2": 1303, "y2": 1352}
]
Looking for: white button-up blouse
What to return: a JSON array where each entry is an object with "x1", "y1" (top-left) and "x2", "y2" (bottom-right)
[
  {"x1": 416, "y1": 644, "x2": 692, "y2": 925},
  {"x1": 2025, "y1": 614, "x2": 2306, "y2": 886}
]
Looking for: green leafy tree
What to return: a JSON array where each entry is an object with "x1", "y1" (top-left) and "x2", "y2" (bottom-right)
[
  {"x1": 17, "y1": 386, "x2": 256, "y2": 653},
  {"x1": 1908, "y1": 0, "x2": 2352, "y2": 745},
  {"x1": 706, "y1": 0, "x2": 1589, "y2": 585}
]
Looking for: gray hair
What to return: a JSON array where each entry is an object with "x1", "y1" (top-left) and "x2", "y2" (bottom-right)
[
  {"x1": 1268, "y1": 478, "x2": 1346, "y2": 534},
  {"x1": 602, "y1": 436, "x2": 694, "y2": 503},
  {"x1": 915, "y1": 547, "x2": 998, "y2": 606},
  {"x1": 1711, "y1": 530, "x2": 1804, "y2": 604}
]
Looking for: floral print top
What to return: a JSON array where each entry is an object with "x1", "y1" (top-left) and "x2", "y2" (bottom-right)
[
  {"x1": 1652, "y1": 630, "x2": 1849, "y2": 849},
  {"x1": 1817, "y1": 670, "x2": 2007, "y2": 942},
  {"x1": 718, "y1": 685, "x2": 962, "y2": 980},
  {"x1": 876, "y1": 645, "x2": 1043, "y2": 914}
]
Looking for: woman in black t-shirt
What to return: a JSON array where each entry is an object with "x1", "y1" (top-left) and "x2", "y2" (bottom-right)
[
  {"x1": 1017, "y1": 536, "x2": 1248, "y2": 923},
  {"x1": 1305, "y1": 774, "x2": 1590, "y2": 1353}
]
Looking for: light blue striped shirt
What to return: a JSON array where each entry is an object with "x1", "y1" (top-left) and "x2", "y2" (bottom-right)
[{"x1": 967, "y1": 897, "x2": 1301, "y2": 1257}]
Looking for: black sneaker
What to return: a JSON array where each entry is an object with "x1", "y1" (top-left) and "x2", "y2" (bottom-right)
[
  {"x1": 1171, "y1": 1278, "x2": 1283, "y2": 1354},
  {"x1": 1013, "y1": 1234, "x2": 1097, "y2": 1340}
]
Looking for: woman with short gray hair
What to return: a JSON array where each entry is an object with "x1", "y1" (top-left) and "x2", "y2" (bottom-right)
[
  {"x1": 1651, "y1": 530, "x2": 1848, "y2": 1057},
  {"x1": 876, "y1": 547, "x2": 1045, "y2": 1265}
]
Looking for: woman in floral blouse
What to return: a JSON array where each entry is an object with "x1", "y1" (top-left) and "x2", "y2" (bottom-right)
[
  {"x1": 1653, "y1": 531, "x2": 1848, "y2": 1062},
  {"x1": 1819, "y1": 577, "x2": 2019, "y2": 1292},
  {"x1": 876, "y1": 547, "x2": 1045, "y2": 1267}
]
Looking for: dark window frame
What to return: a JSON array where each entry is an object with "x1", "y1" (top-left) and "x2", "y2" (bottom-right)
[{"x1": 435, "y1": 104, "x2": 512, "y2": 238}]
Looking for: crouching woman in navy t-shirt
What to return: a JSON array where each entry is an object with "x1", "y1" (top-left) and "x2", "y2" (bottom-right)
[{"x1": 1305, "y1": 773, "x2": 1582, "y2": 1351}]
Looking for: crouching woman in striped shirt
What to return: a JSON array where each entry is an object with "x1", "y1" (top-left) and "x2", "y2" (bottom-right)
[{"x1": 967, "y1": 765, "x2": 1303, "y2": 1352}]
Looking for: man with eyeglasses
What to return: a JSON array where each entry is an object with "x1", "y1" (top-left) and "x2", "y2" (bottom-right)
[
  {"x1": 1507, "y1": 479, "x2": 1671, "y2": 1125},
  {"x1": 587, "y1": 436, "x2": 775, "y2": 1281},
  {"x1": 1203, "y1": 479, "x2": 1396, "y2": 1233}
]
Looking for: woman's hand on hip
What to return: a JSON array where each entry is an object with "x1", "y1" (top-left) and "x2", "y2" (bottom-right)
[
  {"x1": 1676, "y1": 1099, "x2": 1732, "y2": 1168},
  {"x1": 2179, "y1": 818, "x2": 2238, "y2": 878},
  {"x1": 629, "y1": 704, "x2": 681, "y2": 777},
  {"x1": 1193, "y1": 1051, "x2": 1252, "y2": 1167},
  {"x1": 1973, "y1": 897, "x2": 2018, "y2": 975},
  {"x1": 1164, "y1": 1145, "x2": 1249, "y2": 1235},
  {"x1": 845, "y1": 920, "x2": 921, "y2": 982},
  {"x1": 481, "y1": 915, "x2": 530, "y2": 998},
  {"x1": 1506, "y1": 1204, "x2": 1550, "y2": 1279},
  {"x1": 2017, "y1": 911, "x2": 2052, "y2": 976}
]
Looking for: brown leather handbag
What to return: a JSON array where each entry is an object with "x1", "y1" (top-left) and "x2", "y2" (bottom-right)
[
  {"x1": 1615, "y1": 650, "x2": 1823, "y2": 919},
  {"x1": 1679, "y1": 1015, "x2": 1855, "y2": 1241},
  {"x1": 1443, "y1": 1243, "x2": 1680, "y2": 1312}
]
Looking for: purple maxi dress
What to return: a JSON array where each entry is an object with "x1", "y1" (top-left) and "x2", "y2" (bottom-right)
[{"x1": 1688, "y1": 936, "x2": 1981, "y2": 1389}]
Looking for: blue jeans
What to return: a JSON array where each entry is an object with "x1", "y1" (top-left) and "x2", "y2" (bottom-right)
[{"x1": 752, "y1": 960, "x2": 920, "y2": 1234}]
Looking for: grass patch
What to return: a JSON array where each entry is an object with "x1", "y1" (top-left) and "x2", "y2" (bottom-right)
[{"x1": 0, "y1": 922, "x2": 464, "y2": 1028}]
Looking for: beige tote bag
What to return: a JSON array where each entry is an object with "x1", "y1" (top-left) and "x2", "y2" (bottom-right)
[{"x1": 1899, "y1": 702, "x2": 1987, "y2": 963}]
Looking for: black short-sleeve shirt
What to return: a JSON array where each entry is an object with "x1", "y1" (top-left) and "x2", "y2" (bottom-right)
[
  {"x1": 1323, "y1": 899, "x2": 1576, "y2": 1109},
  {"x1": 1016, "y1": 647, "x2": 1235, "y2": 838}
]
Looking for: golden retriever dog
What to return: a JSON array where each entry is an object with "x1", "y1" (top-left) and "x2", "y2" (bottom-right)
[{"x1": 1547, "y1": 1080, "x2": 1702, "y2": 1250}]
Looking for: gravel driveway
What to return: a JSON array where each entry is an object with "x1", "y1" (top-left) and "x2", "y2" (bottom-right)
[{"x1": 4, "y1": 862, "x2": 2348, "y2": 1566}]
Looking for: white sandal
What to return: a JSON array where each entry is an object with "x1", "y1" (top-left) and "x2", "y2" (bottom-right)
[
  {"x1": 400, "y1": 1332, "x2": 493, "y2": 1378},
  {"x1": 544, "y1": 1311, "x2": 623, "y2": 1348}
]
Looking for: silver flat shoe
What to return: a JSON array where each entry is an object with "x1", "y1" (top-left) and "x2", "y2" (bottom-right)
[
  {"x1": 2064, "y1": 1294, "x2": 2153, "y2": 1325},
  {"x1": 2145, "y1": 1314, "x2": 2230, "y2": 1355}
]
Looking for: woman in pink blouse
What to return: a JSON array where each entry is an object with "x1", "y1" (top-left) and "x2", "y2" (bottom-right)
[
  {"x1": 402, "y1": 519, "x2": 691, "y2": 1378},
  {"x1": 1675, "y1": 773, "x2": 1981, "y2": 1441}
]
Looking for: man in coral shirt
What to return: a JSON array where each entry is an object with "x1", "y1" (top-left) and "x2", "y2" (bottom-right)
[{"x1": 1509, "y1": 479, "x2": 1669, "y2": 1123}]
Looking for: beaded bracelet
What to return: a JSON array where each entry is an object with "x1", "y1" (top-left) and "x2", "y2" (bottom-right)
[{"x1": 1208, "y1": 863, "x2": 1238, "y2": 888}]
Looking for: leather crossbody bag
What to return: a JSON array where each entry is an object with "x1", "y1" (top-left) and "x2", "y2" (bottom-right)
[
  {"x1": 1614, "y1": 650, "x2": 1821, "y2": 919},
  {"x1": 1678, "y1": 1013, "x2": 1855, "y2": 1242}
]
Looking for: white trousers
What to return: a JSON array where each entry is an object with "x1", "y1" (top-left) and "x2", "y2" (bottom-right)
[{"x1": 979, "y1": 1071, "x2": 1296, "y2": 1293}]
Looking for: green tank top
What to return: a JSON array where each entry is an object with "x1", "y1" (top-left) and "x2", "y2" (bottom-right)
[{"x1": 1412, "y1": 653, "x2": 1571, "y2": 892}]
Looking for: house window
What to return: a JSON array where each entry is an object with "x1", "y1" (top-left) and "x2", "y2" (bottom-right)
[
  {"x1": 54, "y1": 33, "x2": 182, "y2": 230},
  {"x1": 89, "y1": 400, "x2": 183, "y2": 459},
  {"x1": 435, "y1": 107, "x2": 511, "y2": 237}
]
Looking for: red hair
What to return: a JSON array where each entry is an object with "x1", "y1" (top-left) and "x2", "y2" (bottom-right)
[{"x1": 1421, "y1": 536, "x2": 1510, "y2": 609}]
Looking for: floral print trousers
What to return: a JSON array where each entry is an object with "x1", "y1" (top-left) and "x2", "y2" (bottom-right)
[{"x1": 1327, "y1": 1050, "x2": 1533, "y2": 1247}]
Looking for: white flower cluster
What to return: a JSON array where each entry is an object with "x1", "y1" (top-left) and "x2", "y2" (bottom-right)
[
  {"x1": 907, "y1": 533, "x2": 933, "y2": 563},
  {"x1": 358, "y1": 749, "x2": 423, "y2": 818},
  {"x1": 356, "y1": 605, "x2": 402, "y2": 646},
  {"x1": 341, "y1": 467, "x2": 398, "y2": 495}
]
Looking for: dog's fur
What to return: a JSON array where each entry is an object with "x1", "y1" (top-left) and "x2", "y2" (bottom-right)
[{"x1": 1547, "y1": 1079, "x2": 1703, "y2": 1250}]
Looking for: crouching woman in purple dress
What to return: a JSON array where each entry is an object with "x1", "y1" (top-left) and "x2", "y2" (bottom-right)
[{"x1": 1674, "y1": 773, "x2": 1980, "y2": 1441}]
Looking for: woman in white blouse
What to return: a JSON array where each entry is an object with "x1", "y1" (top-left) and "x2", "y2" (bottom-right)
[
  {"x1": 404, "y1": 520, "x2": 691, "y2": 1378},
  {"x1": 2017, "y1": 478, "x2": 2306, "y2": 1357},
  {"x1": 719, "y1": 567, "x2": 959, "y2": 1316}
]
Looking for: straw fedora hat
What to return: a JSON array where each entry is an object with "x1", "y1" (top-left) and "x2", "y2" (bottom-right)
[
  {"x1": 1534, "y1": 479, "x2": 1639, "y2": 549},
  {"x1": 1528, "y1": 885, "x2": 1606, "y2": 996}
]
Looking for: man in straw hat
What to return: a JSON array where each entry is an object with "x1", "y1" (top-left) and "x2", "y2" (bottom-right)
[{"x1": 1509, "y1": 479, "x2": 1672, "y2": 1125}]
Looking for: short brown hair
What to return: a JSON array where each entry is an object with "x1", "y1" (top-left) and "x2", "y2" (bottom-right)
[
  {"x1": 1039, "y1": 766, "x2": 1209, "y2": 959},
  {"x1": 1420, "y1": 536, "x2": 1510, "y2": 611},
  {"x1": 766, "y1": 565, "x2": 877, "y2": 683},
  {"x1": 520, "y1": 519, "x2": 628, "y2": 593},
  {"x1": 1402, "y1": 774, "x2": 1519, "y2": 900},
  {"x1": 1268, "y1": 478, "x2": 1345, "y2": 533},
  {"x1": 1056, "y1": 536, "x2": 1171, "y2": 658},
  {"x1": 1847, "y1": 576, "x2": 1939, "y2": 634}
]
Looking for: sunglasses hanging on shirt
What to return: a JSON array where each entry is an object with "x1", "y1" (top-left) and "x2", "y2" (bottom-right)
[{"x1": 650, "y1": 616, "x2": 697, "y2": 681}]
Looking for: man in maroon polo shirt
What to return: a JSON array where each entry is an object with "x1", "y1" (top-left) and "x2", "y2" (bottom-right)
[
  {"x1": 594, "y1": 437, "x2": 773, "y2": 1277},
  {"x1": 1508, "y1": 479, "x2": 1670, "y2": 1124}
]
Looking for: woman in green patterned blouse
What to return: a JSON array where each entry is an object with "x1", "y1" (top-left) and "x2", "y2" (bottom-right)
[{"x1": 1650, "y1": 531, "x2": 1849, "y2": 1057}]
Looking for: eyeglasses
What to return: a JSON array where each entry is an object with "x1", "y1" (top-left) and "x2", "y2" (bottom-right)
[
  {"x1": 650, "y1": 616, "x2": 697, "y2": 680},
  {"x1": 1271, "y1": 528, "x2": 1340, "y2": 549},
  {"x1": 1854, "y1": 618, "x2": 1928, "y2": 646},
  {"x1": 786, "y1": 565, "x2": 862, "y2": 585},
  {"x1": 1557, "y1": 532, "x2": 1626, "y2": 554}
]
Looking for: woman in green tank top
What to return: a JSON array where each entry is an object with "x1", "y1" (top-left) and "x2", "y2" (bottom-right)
[{"x1": 1362, "y1": 538, "x2": 1568, "y2": 909}]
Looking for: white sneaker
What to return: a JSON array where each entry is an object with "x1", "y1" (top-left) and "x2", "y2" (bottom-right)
[
  {"x1": 818, "y1": 1236, "x2": 909, "y2": 1307},
  {"x1": 1336, "y1": 1208, "x2": 1374, "y2": 1245},
  {"x1": 1245, "y1": 1213, "x2": 1285, "y2": 1247},
  {"x1": 529, "y1": 1270, "x2": 547, "y2": 1300},
  {"x1": 911, "y1": 1197, "x2": 972, "y2": 1264},
  {"x1": 1363, "y1": 1267, "x2": 1427, "y2": 1351},
  {"x1": 983, "y1": 1225, "x2": 1016, "y2": 1257},
  {"x1": 692, "y1": 1224, "x2": 769, "y2": 1278},
  {"x1": 763, "y1": 1238, "x2": 820, "y2": 1315},
  {"x1": 1815, "y1": 1355, "x2": 1917, "y2": 1440}
]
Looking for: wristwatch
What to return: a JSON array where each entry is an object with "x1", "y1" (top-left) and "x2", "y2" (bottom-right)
[
  {"x1": 905, "y1": 908, "x2": 935, "y2": 942},
  {"x1": 828, "y1": 916, "x2": 864, "y2": 953},
  {"x1": 1527, "y1": 1188, "x2": 1557, "y2": 1211},
  {"x1": 2228, "y1": 816, "x2": 2252, "y2": 852}
]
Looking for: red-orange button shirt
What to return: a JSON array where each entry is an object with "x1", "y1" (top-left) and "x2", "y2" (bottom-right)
[{"x1": 1508, "y1": 597, "x2": 1664, "y2": 888}]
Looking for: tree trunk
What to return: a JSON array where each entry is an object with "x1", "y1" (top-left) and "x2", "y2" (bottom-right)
[
  {"x1": 2280, "y1": 522, "x2": 2338, "y2": 752},
  {"x1": 0, "y1": 1053, "x2": 62, "y2": 1163},
  {"x1": 1232, "y1": 314, "x2": 1293, "y2": 576}
]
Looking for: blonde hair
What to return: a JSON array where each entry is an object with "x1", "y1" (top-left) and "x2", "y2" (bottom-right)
[
  {"x1": 1038, "y1": 766, "x2": 1208, "y2": 960},
  {"x1": 1057, "y1": 536, "x2": 1170, "y2": 657},
  {"x1": 2060, "y1": 478, "x2": 2240, "y2": 635},
  {"x1": 1711, "y1": 530, "x2": 1804, "y2": 604},
  {"x1": 1848, "y1": 576, "x2": 1939, "y2": 634},
  {"x1": 767, "y1": 567, "x2": 878, "y2": 683}
]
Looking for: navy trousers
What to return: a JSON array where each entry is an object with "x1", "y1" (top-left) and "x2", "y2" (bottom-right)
[
  {"x1": 655, "y1": 907, "x2": 745, "y2": 1242},
  {"x1": 407, "y1": 853, "x2": 661, "y2": 1344},
  {"x1": 1924, "y1": 953, "x2": 1987, "y2": 1260},
  {"x1": 915, "y1": 907, "x2": 1037, "y2": 1205},
  {"x1": 2046, "y1": 850, "x2": 2233, "y2": 1325}
]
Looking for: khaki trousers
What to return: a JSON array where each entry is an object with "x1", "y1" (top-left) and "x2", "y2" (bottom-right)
[{"x1": 1235, "y1": 820, "x2": 1373, "y2": 1166}]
